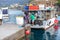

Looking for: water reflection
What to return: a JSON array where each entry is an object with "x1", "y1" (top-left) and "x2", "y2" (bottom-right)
[{"x1": 55, "y1": 27, "x2": 60, "y2": 40}]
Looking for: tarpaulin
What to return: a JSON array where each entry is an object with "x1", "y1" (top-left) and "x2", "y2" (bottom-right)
[{"x1": 29, "y1": 6, "x2": 39, "y2": 11}]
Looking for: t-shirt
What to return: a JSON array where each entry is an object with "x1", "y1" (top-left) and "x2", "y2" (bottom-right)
[
  {"x1": 43, "y1": 19, "x2": 51, "y2": 29},
  {"x1": 30, "y1": 14, "x2": 35, "y2": 20},
  {"x1": 45, "y1": 19, "x2": 55, "y2": 35}
]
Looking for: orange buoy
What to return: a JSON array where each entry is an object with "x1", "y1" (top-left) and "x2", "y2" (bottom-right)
[
  {"x1": 54, "y1": 25, "x2": 58, "y2": 31},
  {"x1": 25, "y1": 30, "x2": 30, "y2": 35}
]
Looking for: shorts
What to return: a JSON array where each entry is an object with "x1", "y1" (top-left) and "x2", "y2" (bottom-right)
[
  {"x1": 32, "y1": 20, "x2": 34, "y2": 22},
  {"x1": 31, "y1": 20, "x2": 35, "y2": 24}
]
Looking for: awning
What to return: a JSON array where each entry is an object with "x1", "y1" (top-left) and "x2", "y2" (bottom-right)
[{"x1": 29, "y1": 6, "x2": 39, "y2": 11}]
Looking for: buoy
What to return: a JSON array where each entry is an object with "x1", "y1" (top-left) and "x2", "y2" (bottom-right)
[
  {"x1": 54, "y1": 19, "x2": 58, "y2": 31},
  {"x1": 54, "y1": 19, "x2": 58, "y2": 24},
  {"x1": 25, "y1": 30, "x2": 30, "y2": 35},
  {"x1": 54, "y1": 25, "x2": 58, "y2": 31}
]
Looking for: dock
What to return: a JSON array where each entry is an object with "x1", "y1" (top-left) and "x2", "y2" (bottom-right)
[{"x1": 0, "y1": 24, "x2": 31, "y2": 40}]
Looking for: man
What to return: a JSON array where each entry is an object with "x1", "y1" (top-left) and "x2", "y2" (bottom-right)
[
  {"x1": 24, "y1": 14, "x2": 29, "y2": 24},
  {"x1": 45, "y1": 15, "x2": 55, "y2": 40},
  {"x1": 30, "y1": 13, "x2": 36, "y2": 25}
]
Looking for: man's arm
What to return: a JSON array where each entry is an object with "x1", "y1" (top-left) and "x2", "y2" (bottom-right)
[{"x1": 45, "y1": 24, "x2": 55, "y2": 30}]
